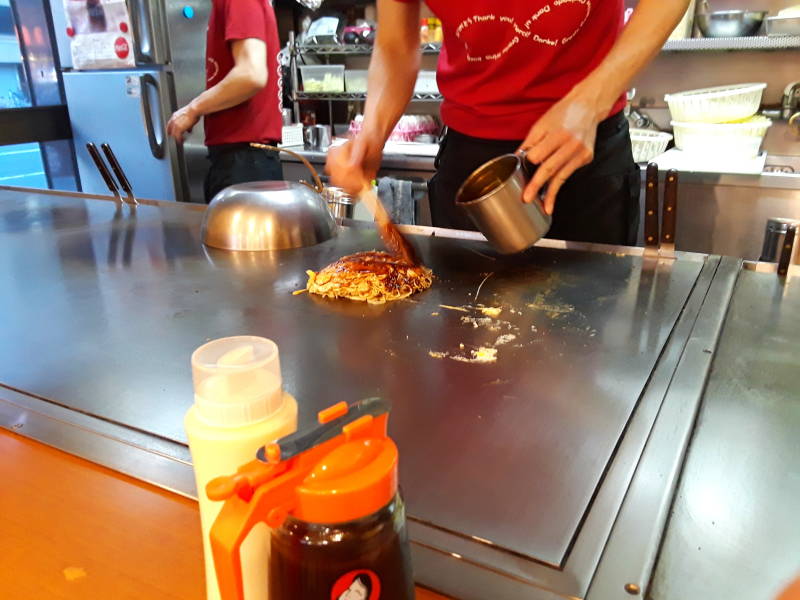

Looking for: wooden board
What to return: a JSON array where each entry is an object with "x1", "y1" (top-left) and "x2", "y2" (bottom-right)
[{"x1": 0, "y1": 430, "x2": 449, "y2": 600}]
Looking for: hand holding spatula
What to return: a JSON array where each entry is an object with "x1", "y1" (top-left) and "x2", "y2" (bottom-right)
[{"x1": 357, "y1": 182, "x2": 420, "y2": 266}]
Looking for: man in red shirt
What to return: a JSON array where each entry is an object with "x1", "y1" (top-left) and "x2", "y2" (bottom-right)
[
  {"x1": 327, "y1": 0, "x2": 691, "y2": 245},
  {"x1": 167, "y1": 0, "x2": 283, "y2": 203}
]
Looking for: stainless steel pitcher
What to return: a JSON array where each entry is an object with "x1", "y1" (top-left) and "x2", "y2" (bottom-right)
[{"x1": 456, "y1": 150, "x2": 551, "y2": 254}]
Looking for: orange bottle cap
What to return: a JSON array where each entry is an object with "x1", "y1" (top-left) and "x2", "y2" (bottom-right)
[{"x1": 296, "y1": 436, "x2": 397, "y2": 523}]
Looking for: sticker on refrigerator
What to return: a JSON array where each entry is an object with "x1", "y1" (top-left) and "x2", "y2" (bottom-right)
[
  {"x1": 62, "y1": 0, "x2": 136, "y2": 69},
  {"x1": 124, "y1": 75, "x2": 140, "y2": 98},
  {"x1": 331, "y1": 570, "x2": 380, "y2": 600}
]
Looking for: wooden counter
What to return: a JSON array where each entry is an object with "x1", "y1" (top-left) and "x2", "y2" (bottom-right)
[{"x1": 0, "y1": 430, "x2": 447, "y2": 600}]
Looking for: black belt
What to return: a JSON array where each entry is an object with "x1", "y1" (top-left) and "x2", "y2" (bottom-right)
[
  {"x1": 444, "y1": 109, "x2": 626, "y2": 147},
  {"x1": 207, "y1": 141, "x2": 281, "y2": 158}
]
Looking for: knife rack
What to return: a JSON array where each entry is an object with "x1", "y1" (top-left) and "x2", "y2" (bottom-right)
[{"x1": 643, "y1": 163, "x2": 679, "y2": 260}]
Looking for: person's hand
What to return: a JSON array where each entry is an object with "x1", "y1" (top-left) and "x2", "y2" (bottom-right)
[
  {"x1": 325, "y1": 135, "x2": 383, "y2": 195},
  {"x1": 167, "y1": 104, "x2": 200, "y2": 143},
  {"x1": 519, "y1": 89, "x2": 603, "y2": 215}
]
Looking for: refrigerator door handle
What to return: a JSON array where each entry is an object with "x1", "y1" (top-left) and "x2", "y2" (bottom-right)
[
  {"x1": 164, "y1": 70, "x2": 191, "y2": 202},
  {"x1": 129, "y1": 0, "x2": 154, "y2": 63},
  {"x1": 140, "y1": 74, "x2": 166, "y2": 159}
]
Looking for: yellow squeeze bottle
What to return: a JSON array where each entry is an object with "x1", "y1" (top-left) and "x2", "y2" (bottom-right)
[{"x1": 185, "y1": 336, "x2": 297, "y2": 600}]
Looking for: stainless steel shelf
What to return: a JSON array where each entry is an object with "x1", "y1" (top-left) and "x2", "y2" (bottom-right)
[
  {"x1": 296, "y1": 91, "x2": 443, "y2": 102},
  {"x1": 298, "y1": 42, "x2": 442, "y2": 55},
  {"x1": 298, "y1": 38, "x2": 800, "y2": 56},
  {"x1": 663, "y1": 35, "x2": 800, "y2": 51}
]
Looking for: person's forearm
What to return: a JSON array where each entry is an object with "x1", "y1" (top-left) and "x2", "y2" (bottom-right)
[
  {"x1": 189, "y1": 65, "x2": 265, "y2": 118},
  {"x1": 361, "y1": 0, "x2": 421, "y2": 143},
  {"x1": 573, "y1": 0, "x2": 691, "y2": 117}
]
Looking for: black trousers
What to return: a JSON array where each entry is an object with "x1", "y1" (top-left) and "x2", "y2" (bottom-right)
[
  {"x1": 428, "y1": 111, "x2": 641, "y2": 246},
  {"x1": 204, "y1": 144, "x2": 283, "y2": 204}
]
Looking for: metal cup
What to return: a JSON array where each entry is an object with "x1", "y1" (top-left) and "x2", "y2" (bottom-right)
[
  {"x1": 456, "y1": 151, "x2": 551, "y2": 254},
  {"x1": 313, "y1": 124, "x2": 332, "y2": 151},
  {"x1": 759, "y1": 217, "x2": 800, "y2": 263},
  {"x1": 303, "y1": 125, "x2": 318, "y2": 149}
]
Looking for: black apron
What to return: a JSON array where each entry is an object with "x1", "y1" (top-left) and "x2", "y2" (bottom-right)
[{"x1": 427, "y1": 111, "x2": 641, "y2": 246}]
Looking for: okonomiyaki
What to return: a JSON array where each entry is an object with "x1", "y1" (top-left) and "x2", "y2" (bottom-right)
[{"x1": 304, "y1": 251, "x2": 433, "y2": 304}]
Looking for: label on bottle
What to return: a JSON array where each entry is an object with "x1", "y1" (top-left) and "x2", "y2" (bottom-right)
[{"x1": 331, "y1": 570, "x2": 380, "y2": 600}]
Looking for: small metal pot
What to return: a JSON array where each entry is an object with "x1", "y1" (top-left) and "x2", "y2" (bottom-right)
[
  {"x1": 322, "y1": 186, "x2": 355, "y2": 219},
  {"x1": 456, "y1": 151, "x2": 551, "y2": 254}
]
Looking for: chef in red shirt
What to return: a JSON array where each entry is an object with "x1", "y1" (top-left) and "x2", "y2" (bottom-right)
[
  {"x1": 327, "y1": 0, "x2": 690, "y2": 245},
  {"x1": 167, "y1": 0, "x2": 283, "y2": 203}
]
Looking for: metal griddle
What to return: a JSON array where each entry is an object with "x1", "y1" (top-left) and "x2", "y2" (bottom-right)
[
  {"x1": 649, "y1": 269, "x2": 800, "y2": 600},
  {"x1": 0, "y1": 190, "x2": 701, "y2": 562},
  {"x1": 0, "y1": 189, "x2": 727, "y2": 599}
]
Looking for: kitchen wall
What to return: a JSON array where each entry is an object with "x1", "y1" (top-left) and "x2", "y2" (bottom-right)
[{"x1": 625, "y1": 0, "x2": 800, "y2": 155}]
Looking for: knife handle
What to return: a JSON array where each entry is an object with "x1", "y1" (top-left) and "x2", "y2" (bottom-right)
[
  {"x1": 661, "y1": 169, "x2": 678, "y2": 246},
  {"x1": 644, "y1": 163, "x2": 659, "y2": 248},
  {"x1": 101, "y1": 143, "x2": 137, "y2": 205},
  {"x1": 777, "y1": 224, "x2": 796, "y2": 277},
  {"x1": 86, "y1": 143, "x2": 120, "y2": 198}
]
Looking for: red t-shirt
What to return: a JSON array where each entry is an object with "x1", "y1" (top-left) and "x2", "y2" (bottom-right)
[
  {"x1": 399, "y1": 0, "x2": 626, "y2": 139},
  {"x1": 204, "y1": 0, "x2": 282, "y2": 146}
]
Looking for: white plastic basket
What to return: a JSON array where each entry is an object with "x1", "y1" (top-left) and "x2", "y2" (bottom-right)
[
  {"x1": 664, "y1": 83, "x2": 767, "y2": 123},
  {"x1": 671, "y1": 116, "x2": 772, "y2": 158},
  {"x1": 281, "y1": 124, "x2": 304, "y2": 147},
  {"x1": 630, "y1": 129, "x2": 673, "y2": 163}
]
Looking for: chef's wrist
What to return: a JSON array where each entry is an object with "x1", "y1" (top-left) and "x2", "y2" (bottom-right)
[
  {"x1": 187, "y1": 100, "x2": 204, "y2": 120},
  {"x1": 570, "y1": 75, "x2": 621, "y2": 122},
  {"x1": 357, "y1": 126, "x2": 387, "y2": 153}
]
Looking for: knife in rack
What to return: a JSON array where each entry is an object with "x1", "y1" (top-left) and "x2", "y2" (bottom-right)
[
  {"x1": 661, "y1": 168, "x2": 678, "y2": 255},
  {"x1": 777, "y1": 224, "x2": 797, "y2": 277},
  {"x1": 643, "y1": 163, "x2": 659, "y2": 258},
  {"x1": 101, "y1": 143, "x2": 138, "y2": 205},
  {"x1": 86, "y1": 143, "x2": 121, "y2": 200}
]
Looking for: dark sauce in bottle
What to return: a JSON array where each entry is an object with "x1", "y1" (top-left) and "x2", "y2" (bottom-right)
[{"x1": 270, "y1": 495, "x2": 414, "y2": 600}]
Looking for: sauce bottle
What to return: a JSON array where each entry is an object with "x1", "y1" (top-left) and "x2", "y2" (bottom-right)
[
  {"x1": 207, "y1": 398, "x2": 414, "y2": 600},
  {"x1": 185, "y1": 336, "x2": 298, "y2": 600}
]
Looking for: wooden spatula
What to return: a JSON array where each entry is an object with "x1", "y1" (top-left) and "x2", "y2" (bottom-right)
[{"x1": 358, "y1": 183, "x2": 420, "y2": 266}]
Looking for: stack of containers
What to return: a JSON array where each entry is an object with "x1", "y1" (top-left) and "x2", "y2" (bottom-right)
[{"x1": 665, "y1": 83, "x2": 771, "y2": 158}]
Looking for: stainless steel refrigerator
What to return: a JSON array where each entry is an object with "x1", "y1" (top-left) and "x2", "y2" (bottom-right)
[{"x1": 50, "y1": 0, "x2": 211, "y2": 202}]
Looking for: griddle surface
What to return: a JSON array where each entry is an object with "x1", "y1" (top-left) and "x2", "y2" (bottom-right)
[{"x1": 0, "y1": 192, "x2": 702, "y2": 566}]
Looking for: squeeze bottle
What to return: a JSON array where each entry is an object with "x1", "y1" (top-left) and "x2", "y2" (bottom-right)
[
  {"x1": 185, "y1": 336, "x2": 297, "y2": 600},
  {"x1": 206, "y1": 398, "x2": 414, "y2": 600}
]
